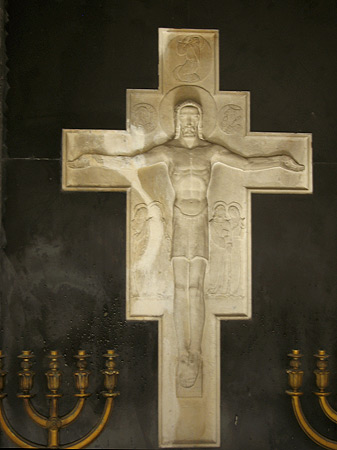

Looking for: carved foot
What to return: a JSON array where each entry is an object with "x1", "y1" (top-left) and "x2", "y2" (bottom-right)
[
  {"x1": 177, "y1": 352, "x2": 201, "y2": 388},
  {"x1": 207, "y1": 285, "x2": 218, "y2": 295}
]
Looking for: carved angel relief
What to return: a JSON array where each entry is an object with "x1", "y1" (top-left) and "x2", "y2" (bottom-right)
[
  {"x1": 131, "y1": 103, "x2": 158, "y2": 133},
  {"x1": 208, "y1": 202, "x2": 245, "y2": 297},
  {"x1": 172, "y1": 35, "x2": 211, "y2": 83}
]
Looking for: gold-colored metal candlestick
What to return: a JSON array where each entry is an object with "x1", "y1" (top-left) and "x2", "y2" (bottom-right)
[
  {"x1": 46, "y1": 350, "x2": 62, "y2": 396},
  {"x1": 74, "y1": 350, "x2": 91, "y2": 396},
  {"x1": 0, "y1": 348, "x2": 119, "y2": 449},
  {"x1": 102, "y1": 350, "x2": 119, "y2": 397},
  {"x1": 17, "y1": 351, "x2": 35, "y2": 397},
  {"x1": 286, "y1": 349, "x2": 337, "y2": 450},
  {"x1": 45, "y1": 350, "x2": 63, "y2": 448},
  {"x1": 313, "y1": 350, "x2": 337, "y2": 426},
  {"x1": 314, "y1": 350, "x2": 330, "y2": 393},
  {"x1": 0, "y1": 351, "x2": 7, "y2": 397},
  {"x1": 286, "y1": 349, "x2": 303, "y2": 395}
]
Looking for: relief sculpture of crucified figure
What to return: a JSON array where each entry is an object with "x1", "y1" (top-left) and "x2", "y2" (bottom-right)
[
  {"x1": 69, "y1": 100, "x2": 304, "y2": 389},
  {"x1": 63, "y1": 28, "x2": 312, "y2": 447}
]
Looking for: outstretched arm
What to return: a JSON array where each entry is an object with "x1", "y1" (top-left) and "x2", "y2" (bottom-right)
[
  {"x1": 68, "y1": 146, "x2": 168, "y2": 170},
  {"x1": 213, "y1": 146, "x2": 305, "y2": 172}
]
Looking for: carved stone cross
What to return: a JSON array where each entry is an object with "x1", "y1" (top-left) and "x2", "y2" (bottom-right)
[{"x1": 62, "y1": 28, "x2": 312, "y2": 447}]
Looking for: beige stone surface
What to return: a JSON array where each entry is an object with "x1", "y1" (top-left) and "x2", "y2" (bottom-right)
[{"x1": 62, "y1": 28, "x2": 312, "y2": 447}]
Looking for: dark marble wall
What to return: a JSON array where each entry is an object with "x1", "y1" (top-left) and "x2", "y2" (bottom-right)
[{"x1": 1, "y1": 1, "x2": 337, "y2": 448}]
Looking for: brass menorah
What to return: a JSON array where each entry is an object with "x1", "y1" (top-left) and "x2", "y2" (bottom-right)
[
  {"x1": 286, "y1": 349, "x2": 337, "y2": 450},
  {"x1": 0, "y1": 349, "x2": 119, "y2": 449}
]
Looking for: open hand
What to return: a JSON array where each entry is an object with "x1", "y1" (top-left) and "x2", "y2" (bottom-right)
[
  {"x1": 280, "y1": 155, "x2": 305, "y2": 172},
  {"x1": 68, "y1": 154, "x2": 104, "y2": 169}
]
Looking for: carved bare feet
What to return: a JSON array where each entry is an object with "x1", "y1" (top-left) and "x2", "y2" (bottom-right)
[
  {"x1": 177, "y1": 351, "x2": 201, "y2": 388},
  {"x1": 207, "y1": 285, "x2": 218, "y2": 295}
]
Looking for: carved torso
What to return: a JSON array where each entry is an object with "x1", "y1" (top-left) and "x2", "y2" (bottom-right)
[{"x1": 152, "y1": 140, "x2": 217, "y2": 216}]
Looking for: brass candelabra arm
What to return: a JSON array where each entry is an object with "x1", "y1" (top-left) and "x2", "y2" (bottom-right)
[
  {"x1": 16, "y1": 351, "x2": 49, "y2": 428},
  {"x1": 0, "y1": 397, "x2": 43, "y2": 448},
  {"x1": 313, "y1": 350, "x2": 337, "y2": 424},
  {"x1": 290, "y1": 395, "x2": 337, "y2": 450},
  {"x1": 60, "y1": 397, "x2": 86, "y2": 428},
  {"x1": 0, "y1": 350, "x2": 42, "y2": 448},
  {"x1": 22, "y1": 398, "x2": 48, "y2": 428},
  {"x1": 60, "y1": 349, "x2": 119, "y2": 449},
  {"x1": 287, "y1": 349, "x2": 337, "y2": 450},
  {"x1": 316, "y1": 395, "x2": 337, "y2": 424},
  {"x1": 60, "y1": 350, "x2": 91, "y2": 428},
  {"x1": 60, "y1": 396, "x2": 116, "y2": 449}
]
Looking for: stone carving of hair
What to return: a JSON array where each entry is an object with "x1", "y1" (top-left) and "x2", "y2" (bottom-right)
[{"x1": 174, "y1": 100, "x2": 204, "y2": 139}]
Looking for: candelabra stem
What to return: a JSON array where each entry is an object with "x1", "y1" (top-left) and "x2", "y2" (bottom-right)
[
  {"x1": 45, "y1": 350, "x2": 63, "y2": 449},
  {"x1": 48, "y1": 429, "x2": 58, "y2": 449},
  {"x1": 50, "y1": 397, "x2": 59, "y2": 418},
  {"x1": 47, "y1": 396, "x2": 64, "y2": 448}
]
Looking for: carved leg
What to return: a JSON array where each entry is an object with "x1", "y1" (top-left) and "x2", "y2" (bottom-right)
[
  {"x1": 172, "y1": 257, "x2": 189, "y2": 356},
  {"x1": 189, "y1": 257, "x2": 206, "y2": 355},
  {"x1": 175, "y1": 257, "x2": 206, "y2": 388}
]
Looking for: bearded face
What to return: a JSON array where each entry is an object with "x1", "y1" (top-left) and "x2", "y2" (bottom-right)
[{"x1": 178, "y1": 106, "x2": 200, "y2": 138}]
